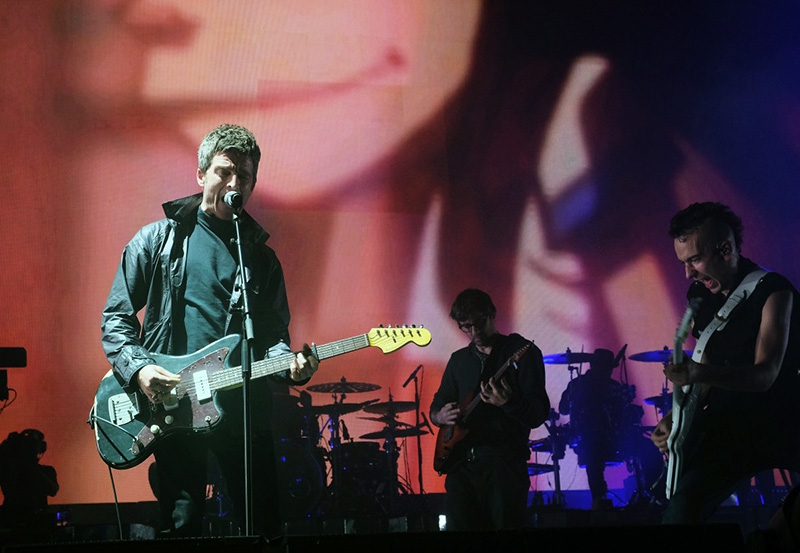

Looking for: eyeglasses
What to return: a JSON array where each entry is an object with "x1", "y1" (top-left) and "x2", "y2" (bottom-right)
[{"x1": 458, "y1": 317, "x2": 487, "y2": 332}]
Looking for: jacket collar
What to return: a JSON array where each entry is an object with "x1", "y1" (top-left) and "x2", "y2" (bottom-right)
[{"x1": 162, "y1": 193, "x2": 271, "y2": 246}]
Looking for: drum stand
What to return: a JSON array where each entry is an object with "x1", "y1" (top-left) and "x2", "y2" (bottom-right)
[
  {"x1": 543, "y1": 409, "x2": 568, "y2": 508},
  {"x1": 317, "y1": 393, "x2": 357, "y2": 515}
]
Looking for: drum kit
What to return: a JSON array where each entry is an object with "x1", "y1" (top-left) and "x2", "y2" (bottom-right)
[
  {"x1": 274, "y1": 376, "x2": 429, "y2": 518},
  {"x1": 274, "y1": 345, "x2": 684, "y2": 518},
  {"x1": 531, "y1": 345, "x2": 685, "y2": 508}
]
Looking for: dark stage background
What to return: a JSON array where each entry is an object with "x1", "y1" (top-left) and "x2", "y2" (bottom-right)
[{"x1": 1, "y1": 0, "x2": 800, "y2": 512}]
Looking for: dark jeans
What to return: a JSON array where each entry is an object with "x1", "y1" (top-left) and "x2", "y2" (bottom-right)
[
  {"x1": 663, "y1": 421, "x2": 800, "y2": 524},
  {"x1": 444, "y1": 446, "x2": 530, "y2": 532},
  {"x1": 152, "y1": 428, "x2": 281, "y2": 539}
]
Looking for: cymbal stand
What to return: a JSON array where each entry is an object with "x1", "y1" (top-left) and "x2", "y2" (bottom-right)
[
  {"x1": 658, "y1": 374, "x2": 670, "y2": 419},
  {"x1": 322, "y1": 393, "x2": 346, "y2": 513},
  {"x1": 543, "y1": 409, "x2": 567, "y2": 508},
  {"x1": 407, "y1": 373, "x2": 435, "y2": 530},
  {"x1": 407, "y1": 376, "x2": 424, "y2": 495},
  {"x1": 381, "y1": 395, "x2": 404, "y2": 509},
  {"x1": 379, "y1": 429, "x2": 402, "y2": 515}
]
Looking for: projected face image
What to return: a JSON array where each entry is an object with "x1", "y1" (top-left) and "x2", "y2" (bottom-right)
[
  {"x1": 133, "y1": 0, "x2": 483, "y2": 203},
  {"x1": 16, "y1": 0, "x2": 798, "y2": 509}
]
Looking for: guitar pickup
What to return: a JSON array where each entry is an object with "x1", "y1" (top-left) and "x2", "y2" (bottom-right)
[
  {"x1": 193, "y1": 370, "x2": 212, "y2": 402},
  {"x1": 108, "y1": 392, "x2": 139, "y2": 425}
]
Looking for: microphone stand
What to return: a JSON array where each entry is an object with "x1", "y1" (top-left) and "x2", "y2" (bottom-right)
[
  {"x1": 411, "y1": 376, "x2": 424, "y2": 496},
  {"x1": 231, "y1": 210, "x2": 255, "y2": 536},
  {"x1": 403, "y1": 365, "x2": 428, "y2": 528}
]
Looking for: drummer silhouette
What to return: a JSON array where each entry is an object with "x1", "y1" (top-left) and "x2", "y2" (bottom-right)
[{"x1": 558, "y1": 348, "x2": 638, "y2": 510}]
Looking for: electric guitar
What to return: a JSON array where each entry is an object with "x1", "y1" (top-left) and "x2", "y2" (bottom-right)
[
  {"x1": 665, "y1": 298, "x2": 702, "y2": 498},
  {"x1": 90, "y1": 326, "x2": 431, "y2": 469},
  {"x1": 433, "y1": 342, "x2": 532, "y2": 475}
]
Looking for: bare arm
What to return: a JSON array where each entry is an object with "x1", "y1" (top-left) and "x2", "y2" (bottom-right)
[{"x1": 665, "y1": 290, "x2": 792, "y2": 392}]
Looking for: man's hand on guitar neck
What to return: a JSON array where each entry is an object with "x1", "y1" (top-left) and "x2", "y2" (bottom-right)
[
  {"x1": 480, "y1": 374, "x2": 512, "y2": 406},
  {"x1": 137, "y1": 364, "x2": 181, "y2": 404},
  {"x1": 664, "y1": 358, "x2": 700, "y2": 387},
  {"x1": 651, "y1": 410, "x2": 672, "y2": 454},
  {"x1": 289, "y1": 343, "x2": 319, "y2": 382}
]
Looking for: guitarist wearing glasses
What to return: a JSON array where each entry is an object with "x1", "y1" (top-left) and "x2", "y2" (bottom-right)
[
  {"x1": 430, "y1": 289, "x2": 550, "y2": 531},
  {"x1": 651, "y1": 202, "x2": 800, "y2": 526}
]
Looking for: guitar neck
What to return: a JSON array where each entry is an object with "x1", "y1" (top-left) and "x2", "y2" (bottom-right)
[
  {"x1": 674, "y1": 297, "x2": 700, "y2": 365},
  {"x1": 462, "y1": 343, "x2": 530, "y2": 422},
  {"x1": 209, "y1": 333, "x2": 371, "y2": 391}
]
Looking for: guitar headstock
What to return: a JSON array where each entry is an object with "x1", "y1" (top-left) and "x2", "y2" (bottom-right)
[
  {"x1": 512, "y1": 342, "x2": 532, "y2": 361},
  {"x1": 367, "y1": 325, "x2": 432, "y2": 354}
]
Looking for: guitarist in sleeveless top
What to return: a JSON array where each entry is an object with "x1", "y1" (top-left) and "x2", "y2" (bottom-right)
[
  {"x1": 101, "y1": 125, "x2": 319, "y2": 540},
  {"x1": 429, "y1": 289, "x2": 550, "y2": 531},
  {"x1": 650, "y1": 202, "x2": 800, "y2": 525}
]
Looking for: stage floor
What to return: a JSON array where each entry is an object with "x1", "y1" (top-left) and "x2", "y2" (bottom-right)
[{"x1": 1, "y1": 488, "x2": 783, "y2": 548}]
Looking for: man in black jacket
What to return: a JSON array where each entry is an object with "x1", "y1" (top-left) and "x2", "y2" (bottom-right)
[
  {"x1": 430, "y1": 288, "x2": 550, "y2": 531},
  {"x1": 101, "y1": 124, "x2": 318, "y2": 540}
]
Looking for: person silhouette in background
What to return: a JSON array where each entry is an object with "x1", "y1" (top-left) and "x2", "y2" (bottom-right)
[
  {"x1": 559, "y1": 348, "x2": 637, "y2": 509},
  {"x1": 0, "y1": 429, "x2": 59, "y2": 535}
]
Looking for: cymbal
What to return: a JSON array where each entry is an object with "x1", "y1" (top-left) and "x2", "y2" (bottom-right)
[
  {"x1": 543, "y1": 351, "x2": 595, "y2": 365},
  {"x1": 527, "y1": 463, "x2": 554, "y2": 476},
  {"x1": 362, "y1": 400, "x2": 416, "y2": 415},
  {"x1": 310, "y1": 402, "x2": 366, "y2": 416},
  {"x1": 628, "y1": 349, "x2": 691, "y2": 363},
  {"x1": 529, "y1": 437, "x2": 553, "y2": 453},
  {"x1": 644, "y1": 393, "x2": 673, "y2": 410},
  {"x1": 358, "y1": 416, "x2": 414, "y2": 427},
  {"x1": 306, "y1": 377, "x2": 381, "y2": 394},
  {"x1": 359, "y1": 427, "x2": 428, "y2": 440}
]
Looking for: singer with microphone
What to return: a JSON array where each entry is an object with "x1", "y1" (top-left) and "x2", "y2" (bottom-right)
[
  {"x1": 429, "y1": 289, "x2": 549, "y2": 531},
  {"x1": 101, "y1": 124, "x2": 319, "y2": 541}
]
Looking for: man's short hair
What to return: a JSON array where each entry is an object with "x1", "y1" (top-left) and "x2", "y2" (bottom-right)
[
  {"x1": 450, "y1": 288, "x2": 497, "y2": 322},
  {"x1": 669, "y1": 201, "x2": 744, "y2": 253},
  {"x1": 198, "y1": 124, "x2": 262, "y2": 180}
]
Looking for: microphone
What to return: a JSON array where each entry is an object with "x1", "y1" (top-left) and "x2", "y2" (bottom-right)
[
  {"x1": 402, "y1": 364, "x2": 423, "y2": 388},
  {"x1": 223, "y1": 191, "x2": 242, "y2": 209},
  {"x1": 341, "y1": 419, "x2": 351, "y2": 442},
  {"x1": 613, "y1": 344, "x2": 628, "y2": 367},
  {"x1": 687, "y1": 279, "x2": 707, "y2": 299}
]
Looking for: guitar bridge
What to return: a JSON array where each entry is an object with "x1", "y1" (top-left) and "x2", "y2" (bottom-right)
[{"x1": 108, "y1": 392, "x2": 139, "y2": 425}]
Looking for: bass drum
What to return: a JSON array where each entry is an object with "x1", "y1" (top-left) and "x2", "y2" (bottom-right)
[
  {"x1": 330, "y1": 442, "x2": 390, "y2": 500},
  {"x1": 275, "y1": 439, "x2": 325, "y2": 520}
]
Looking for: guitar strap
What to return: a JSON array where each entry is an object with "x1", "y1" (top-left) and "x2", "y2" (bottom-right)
[{"x1": 690, "y1": 268, "x2": 768, "y2": 364}]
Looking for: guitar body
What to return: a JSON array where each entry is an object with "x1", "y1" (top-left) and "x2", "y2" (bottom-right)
[
  {"x1": 91, "y1": 326, "x2": 432, "y2": 469},
  {"x1": 433, "y1": 396, "x2": 474, "y2": 474},
  {"x1": 665, "y1": 382, "x2": 707, "y2": 497},
  {"x1": 665, "y1": 297, "x2": 702, "y2": 498},
  {"x1": 91, "y1": 335, "x2": 238, "y2": 469}
]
